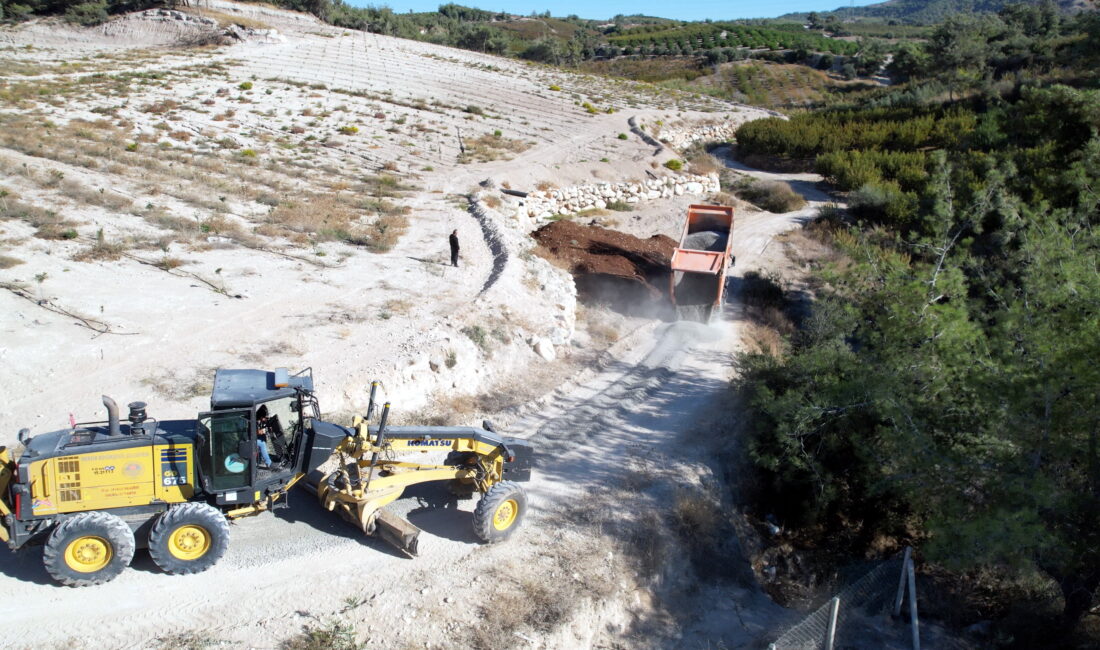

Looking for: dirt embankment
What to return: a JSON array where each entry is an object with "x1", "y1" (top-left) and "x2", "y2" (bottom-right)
[{"x1": 532, "y1": 220, "x2": 676, "y2": 315}]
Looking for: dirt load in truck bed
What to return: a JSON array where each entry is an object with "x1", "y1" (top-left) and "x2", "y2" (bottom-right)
[{"x1": 532, "y1": 220, "x2": 676, "y2": 313}]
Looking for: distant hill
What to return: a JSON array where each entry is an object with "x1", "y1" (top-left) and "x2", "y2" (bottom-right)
[{"x1": 783, "y1": 0, "x2": 1096, "y2": 24}]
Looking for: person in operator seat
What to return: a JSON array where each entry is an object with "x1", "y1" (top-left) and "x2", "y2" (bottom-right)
[{"x1": 256, "y1": 405, "x2": 275, "y2": 469}]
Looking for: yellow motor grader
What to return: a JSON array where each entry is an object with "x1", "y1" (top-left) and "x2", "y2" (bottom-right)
[{"x1": 0, "y1": 368, "x2": 533, "y2": 586}]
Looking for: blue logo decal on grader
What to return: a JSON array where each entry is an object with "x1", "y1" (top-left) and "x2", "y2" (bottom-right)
[{"x1": 0, "y1": 369, "x2": 534, "y2": 587}]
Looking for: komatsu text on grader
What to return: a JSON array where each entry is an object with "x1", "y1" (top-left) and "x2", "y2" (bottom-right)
[{"x1": 0, "y1": 368, "x2": 533, "y2": 586}]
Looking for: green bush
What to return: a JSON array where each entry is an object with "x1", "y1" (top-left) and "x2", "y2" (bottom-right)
[
  {"x1": 238, "y1": 81, "x2": 253, "y2": 91},
  {"x1": 847, "y1": 181, "x2": 917, "y2": 226},
  {"x1": 63, "y1": 1, "x2": 107, "y2": 26},
  {"x1": 663, "y1": 159, "x2": 683, "y2": 171},
  {"x1": 617, "y1": 133, "x2": 629, "y2": 140},
  {"x1": 337, "y1": 125, "x2": 358, "y2": 135}
]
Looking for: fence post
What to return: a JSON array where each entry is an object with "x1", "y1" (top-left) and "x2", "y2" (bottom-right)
[
  {"x1": 907, "y1": 556, "x2": 921, "y2": 650},
  {"x1": 893, "y1": 546, "x2": 911, "y2": 617},
  {"x1": 824, "y1": 597, "x2": 841, "y2": 650}
]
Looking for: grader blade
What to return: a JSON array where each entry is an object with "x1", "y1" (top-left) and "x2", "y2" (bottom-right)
[{"x1": 375, "y1": 507, "x2": 421, "y2": 556}]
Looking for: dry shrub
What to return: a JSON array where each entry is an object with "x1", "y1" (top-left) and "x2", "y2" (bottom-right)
[
  {"x1": 588, "y1": 321, "x2": 620, "y2": 347},
  {"x1": 459, "y1": 134, "x2": 532, "y2": 163},
  {"x1": 351, "y1": 214, "x2": 408, "y2": 252},
  {"x1": 689, "y1": 153, "x2": 722, "y2": 175},
  {"x1": 710, "y1": 191, "x2": 739, "y2": 208},
  {"x1": 1, "y1": 190, "x2": 78, "y2": 239},
  {"x1": 60, "y1": 179, "x2": 133, "y2": 211},
  {"x1": 535, "y1": 180, "x2": 557, "y2": 192},
  {"x1": 155, "y1": 256, "x2": 187, "y2": 270},
  {"x1": 482, "y1": 194, "x2": 501, "y2": 209},
  {"x1": 359, "y1": 199, "x2": 409, "y2": 217},
  {"x1": 145, "y1": 209, "x2": 200, "y2": 235},
  {"x1": 742, "y1": 321, "x2": 784, "y2": 356},
  {"x1": 381, "y1": 298, "x2": 413, "y2": 315},
  {"x1": 141, "y1": 99, "x2": 180, "y2": 115},
  {"x1": 359, "y1": 174, "x2": 411, "y2": 198},
  {"x1": 465, "y1": 538, "x2": 619, "y2": 650},
  {"x1": 169, "y1": 130, "x2": 192, "y2": 142},
  {"x1": 200, "y1": 214, "x2": 245, "y2": 238},
  {"x1": 735, "y1": 179, "x2": 806, "y2": 213},
  {"x1": 742, "y1": 270, "x2": 796, "y2": 336},
  {"x1": 268, "y1": 194, "x2": 354, "y2": 237},
  {"x1": 184, "y1": 8, "x2": 271, "y2": 30},
  {"x1": 174, "y1": 31, "x2": 232, "y2": 47},
  {"x1": 0, "y1": 254, "x2": 23, "y2": 268},
  {"x1": 73, "y1": 229, "x2": 124, "y2": 262},
  {"x1": 674, "y1": 487, "x2": 722, "y2": 553},
  {"x1": 35, "y1": 222, "x2": 79, "y2": 240}
]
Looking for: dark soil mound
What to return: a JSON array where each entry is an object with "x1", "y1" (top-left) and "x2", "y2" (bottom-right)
[{"x1": 532, "y1": 220, "x2": 676, "y2": 315}]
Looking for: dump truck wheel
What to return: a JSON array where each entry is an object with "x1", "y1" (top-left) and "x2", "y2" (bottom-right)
[
  {"x1": 43, "y1": 511, "x2": 135, "y2": 587},
  {"x1": 148, "y1": 502, "x2": 229, "y2": 575},
  {"x1": 473, "y1": 481, "x2": 527, "y2": 543}
]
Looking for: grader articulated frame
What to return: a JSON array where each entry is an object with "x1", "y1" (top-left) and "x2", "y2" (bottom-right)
[{"x1": 315, "y1": 385, "x2": 533, "y2": 555}]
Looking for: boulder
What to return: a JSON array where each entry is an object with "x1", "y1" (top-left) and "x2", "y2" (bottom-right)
[{"x1": 534, "y1": 338, "x2": 555, "y2": 361}]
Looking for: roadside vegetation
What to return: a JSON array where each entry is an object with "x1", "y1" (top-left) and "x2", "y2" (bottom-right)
[{"x1": 732, "y1": 6, "x2": 1100, "y2": 646}]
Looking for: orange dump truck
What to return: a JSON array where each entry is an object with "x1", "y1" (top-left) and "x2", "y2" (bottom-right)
[{"x1": 669, "y1": 204, "x2": 735, "y2": 322}]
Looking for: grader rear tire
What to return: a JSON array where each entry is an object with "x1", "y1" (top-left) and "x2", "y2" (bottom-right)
[
  {"x1": 43, "y1": 511, "x2": 135, "y2": 587},
  {"x1": 472, "y1": 481, "x2": 527, "y2": 543},
  {"x1": 148, "y1": 502, "x2": 230, "y2": 575}
]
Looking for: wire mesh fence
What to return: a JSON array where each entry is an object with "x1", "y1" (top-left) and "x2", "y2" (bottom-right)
[{"x1": 769, "y1": 554, "x2": 907, "y2": 650}]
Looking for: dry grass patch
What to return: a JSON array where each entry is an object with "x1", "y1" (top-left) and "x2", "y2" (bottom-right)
[
  {"x1": 267, "y1": 194, "x2": 355, "y2": 239},
  {"x1": 140, "y1": 366, "x2": 216, "y2": 402},
  {"x1": 359, "y1": 173, "x2": 414, "y2": 198},
  {"x1": 347, "y1": 214, "x2": 409, "y2": 252},
  {"x1": 60, "y1": 179, "x2": 133, "y2": 211},
  {"x1": 459, "y1": 133, "x2": 532, "y2": 163},
  {"x1": 0, "y1": 254, "x2": 23, "y2": 268},
  {"x1": 281, "y1": 619, "x2": 359, "y2": 650},
  {"x1": 141, "y1": 99, "x2": 180, "y2": 115},
  {"x1": 72, "y1": 228, "x2": 124, "y2": 262},
  {"x1": 1, "y1": 187, "x2": 79, "y2": 239},
  {"x1": 463, "y1": 534, "x2": 621, "y2": 650}
]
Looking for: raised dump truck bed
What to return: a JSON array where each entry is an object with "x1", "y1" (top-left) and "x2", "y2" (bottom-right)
[{"x1": 669, "y1": 204, "x2": 735, "y2": 322}]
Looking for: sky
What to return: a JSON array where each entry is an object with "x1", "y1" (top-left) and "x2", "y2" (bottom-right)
[{"x1": 347, "y1": 0, "x2": 884, "y2": 22}]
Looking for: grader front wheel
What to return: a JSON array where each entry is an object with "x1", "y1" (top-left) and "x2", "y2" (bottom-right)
[
  {"x1": 148, "y1": 502, "x2": 230, "y2": 575},
  {"x1": 473, "y1": 481, "x2": 527, "y2": 543}
]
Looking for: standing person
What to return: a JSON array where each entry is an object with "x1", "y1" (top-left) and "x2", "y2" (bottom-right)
[
  {"x1": 449, "y1": 229, "x2": 460, "y2": 267},
  {"x1": 256, "y1": 405, "x2": 274, "y2": 469}
]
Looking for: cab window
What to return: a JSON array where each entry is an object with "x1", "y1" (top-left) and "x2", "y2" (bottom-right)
[{"x1": 196, "y1": 409, "x2": 252, "y2": 491}]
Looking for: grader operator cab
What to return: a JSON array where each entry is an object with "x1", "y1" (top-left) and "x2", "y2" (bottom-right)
[{"x1": 0, "y1": 368, "x2": 533, "y2": 587}]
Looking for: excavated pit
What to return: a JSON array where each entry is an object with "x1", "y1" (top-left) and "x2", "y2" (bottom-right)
[{"x1": 532, "y1": 220, "x2": 676, "y2": 317}]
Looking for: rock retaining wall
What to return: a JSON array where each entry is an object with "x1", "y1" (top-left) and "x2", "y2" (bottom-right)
[
  {"x1": 657, "y1": 122, "x2": 740, "y2": 151},
  {"x1": 515, "y1": 173, "x2": 721, "y2": 221}
]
